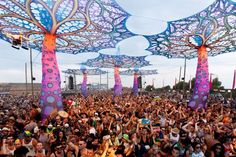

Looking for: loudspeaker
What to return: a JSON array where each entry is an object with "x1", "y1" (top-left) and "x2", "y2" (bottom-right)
[
  {"x1": 138, "y1": 76, "x2": 142, "y2": 89},
  {"x1": 68, "y1": 76, "x2": 74, "y2": 90}
]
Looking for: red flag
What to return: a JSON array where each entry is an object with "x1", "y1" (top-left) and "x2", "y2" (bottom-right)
[
  {"x1": 209, "y1": 74, "x2": 213, "y2": 89},
  {"x1": 232, "y1": 70, "x2": 236, "y2": 89}
]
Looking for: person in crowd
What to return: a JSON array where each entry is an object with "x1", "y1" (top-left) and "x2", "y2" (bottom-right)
[{"x1": 35, "y1": 142, "x2": 46, "y2": 157}]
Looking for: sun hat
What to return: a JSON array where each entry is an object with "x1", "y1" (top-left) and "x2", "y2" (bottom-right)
[{"x1": 123, "y1": 134, "x2": 129, "y2": 141}]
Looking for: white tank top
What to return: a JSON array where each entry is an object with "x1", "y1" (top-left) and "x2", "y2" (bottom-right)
[{"x1": 23, "y1": 139, "x2": 35, "y2": 157}]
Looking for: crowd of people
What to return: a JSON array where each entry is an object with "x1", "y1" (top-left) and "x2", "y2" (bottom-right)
[{"x1": 0, "y1": 91, "x2": 235, "y2": 157}]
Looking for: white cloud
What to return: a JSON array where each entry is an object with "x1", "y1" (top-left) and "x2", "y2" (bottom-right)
[
  {"x1": 117, "y1": 0, "x2": 215, "y2": 21},
  {"x1": 126, "y1": 16, "x2": 167, "y2": 35},
  {"x1": 99, "y1": 36, "x2": 151, "y2": 56}
]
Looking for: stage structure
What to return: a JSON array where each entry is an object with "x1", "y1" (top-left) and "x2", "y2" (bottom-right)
[
  {"x1": 62, "y1": 68, "x2": 106, "y2": 97},
  {"x1": 0, "y1": 0, "x2": 134, "y2": 120},
  {"x1": 145, "y1": 0, "x2": 236, "y2": 109},
  {"x1": 83, "y1": 53, "x2": 150, "y2": 96},
  {"x1": 120, "y1": 69, "x2": 158, "y2": 96}
]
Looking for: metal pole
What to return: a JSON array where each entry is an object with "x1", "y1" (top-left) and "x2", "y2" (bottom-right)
[
  {"x1": 183, "y1": 56, "x2": 187, "y2": 96},
  {"x1": 30, "y1": 48, "x2": 34, "y2": 98},
  {"x1": 107, "y1": 71, "x2": 109, "y2": 90},
  {"x1": 100, "y1": 73, "x2": 102, "y2": 90},
  {"x1": 179, "y1": 67, "x2": 182, "y2": 83},
  {"x1": 65, "y1": 75, "x2": 67, "y2": 91},
  {"x1": 25, "y1": 62, "x2": 28, "y2": 95},
  {"x1": 73, "y1": 74, "x2": 76, "y2": 91},
  {"x1": 189, "y1": 75, "x2": 192, "y2": 91},
  {"x1": 230, "y1": 89, "x2": 233, "y2": 100}
]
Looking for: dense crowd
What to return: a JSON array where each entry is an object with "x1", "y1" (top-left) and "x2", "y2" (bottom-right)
[{"x1": 0, "y1": 92, "x2": 235, "y2": 157}]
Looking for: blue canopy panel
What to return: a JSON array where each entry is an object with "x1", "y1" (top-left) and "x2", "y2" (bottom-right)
[
  {"x1": 120, "y1": 69, "x2": 158, "y2": 75},
  {"x1": 62, "y1": 68, "x2": 107, "y2": 75},
  {"x1": 83, "y1": 53, "x2": 151, "y2": 69}
]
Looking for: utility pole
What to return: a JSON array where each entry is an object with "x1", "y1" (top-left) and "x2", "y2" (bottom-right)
[
  {"x1": 179, "y1": 66, "x2": 182, "y2": 83},
  {"x1": 30, "y1": 48, "x2": 34, "y2": 98},
  {"x1": 100, "y1": 73, "x2": 102, "y2": 90},
  {"x1": 189, "y1": 75, "x2": 192, "y2": 91},
  {"x1": 73, "y1": 73, "x2": 76, "y2": 91},
  {"x1": 183, "y1": 56, "x2": 187, "y2": 97},
  {"x1": 25, "y1": 62, "x2": 28, "y2": 95},
  {"x1": 65, "y1": 75, "x2": 67, "y2": 91},
  {"x1": 107, "y1": 71, "x2": 109, "y2": 90}
]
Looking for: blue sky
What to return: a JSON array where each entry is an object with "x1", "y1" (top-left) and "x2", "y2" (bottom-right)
[{"x1": 0, "y1": 0, "x2": 236, "y2": 89}]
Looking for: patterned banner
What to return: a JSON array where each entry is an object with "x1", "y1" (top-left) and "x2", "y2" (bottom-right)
[
  {"x1": 209, "y1": 74, "x2": 213, "y2": 90},
  {"x1": 81, "y1": 73, "x2": 88, "y2": 97},
  {"x1": 114, "y1": 67, "x2": 122, "y2": 96},
  {"x1": 133, "y1": 73, "x2": 139, "y2": 96},
  {"x1": 232, "y1": 70, "x2": 236, "y2": 89}
]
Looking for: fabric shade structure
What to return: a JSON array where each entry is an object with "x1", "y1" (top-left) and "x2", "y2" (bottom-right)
[
  {"x1": 120, "y1": 69, "x2": 158, "y2": 96},
  {"x1": 82, "y1": 53, "x2": 151, "y2": 96},
  {"x1": 62, "y1": 68, "x2": 106, "y2": 97},
  {"x1": 0, "y1": 0, "x2": 134, "y2": 120},
  {"x1": 145, "y1": 0, "x2": 236, "y2": 109}
]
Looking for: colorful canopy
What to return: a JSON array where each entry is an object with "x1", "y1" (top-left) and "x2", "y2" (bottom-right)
[
  {"x1": 144, "y1": 0, "x2": 236, "y2": 109},
  {"x1": 0, "y1": 0, "x2": 135, "y2": 120},
  {"x1": 82, "y1": 53, "x2": 151, "y2": 68},
  {"x1": 62, "y1": 68, "x2": 106, "y2": 75},
  {"x1": 145, "y1": 0, "x2": 236, "y2": 59},
  {"x1": 0, "y1": 0, "x2": 134, "y2": 53},
  {"x1": 120, "y1": 69, "x2": 158, "y2": 75}
]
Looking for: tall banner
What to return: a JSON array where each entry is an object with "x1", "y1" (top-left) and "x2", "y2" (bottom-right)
[
  {"x1": 114, "y1": 67, "x2": 122, "y2": 96},
  {"x1": 133, "y1": 73, "x2": 138, "y2": 96},
  {"x1": 81, "y1": 73, "x2": 88, "y2": 97},
  {"x1": 209, "y1": 74, "x2": 213, "y2": 90},
  {"x1": 232, "y1": 70, "x2": 236, "y2": 89}
]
